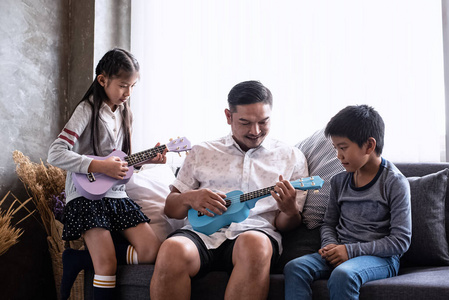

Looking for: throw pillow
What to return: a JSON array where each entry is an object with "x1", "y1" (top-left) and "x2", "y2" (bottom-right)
[
  {"x1": 126, "y1": 164, "x2": 185, "y2": 242},
  {"x1": 401, "y1": 168, "x2": 449, "y2": 266},
  {"x1": 296, "y1": 129, "x2": 345, "y2": 229}
]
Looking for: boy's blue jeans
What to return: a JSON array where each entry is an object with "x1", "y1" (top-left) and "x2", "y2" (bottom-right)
[{"x1": 284, "y1": 252, "x2": 400, "y2": 300}]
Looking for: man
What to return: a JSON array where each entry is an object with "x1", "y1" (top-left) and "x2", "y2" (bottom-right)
[{"x1": 150, "y1": 80, "x2": 308, "y2": 300}]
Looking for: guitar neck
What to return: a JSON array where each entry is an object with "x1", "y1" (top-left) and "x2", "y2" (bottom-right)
[
  {"x1": 225, "y1": 176, "x2": 322, "y2": 206},
  {"x1": 124, "y1": 145, "x2": 167, "y2": 166},
  {"x1": 226, "y1": 186, "x2": 275, "y2": 206}
]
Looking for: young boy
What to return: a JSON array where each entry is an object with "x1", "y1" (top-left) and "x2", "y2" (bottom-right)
[{"x1": 284, "y1": 105, "x2": 412, "y2": 300}]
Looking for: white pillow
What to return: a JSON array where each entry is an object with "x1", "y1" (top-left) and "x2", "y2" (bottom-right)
[
  {"x1": 297, "y1": 129, "x2": 345, "y2": 229},
  {"x1": 126, "y1": 164, "x2": 185, "y2": 242}
]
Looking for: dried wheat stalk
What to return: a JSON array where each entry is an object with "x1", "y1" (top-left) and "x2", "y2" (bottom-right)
[
  {"x1": 0, "y1": 192, "x2": 34, "y2": 256},
  {"x1": 12, "y1": 150, "x2": 66, "y2": 253}
]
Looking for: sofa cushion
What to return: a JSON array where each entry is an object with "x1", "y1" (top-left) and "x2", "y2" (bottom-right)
[
  {"x1": 296, "y1": 129, "x2": 345, "y2": 229},
  {"x1": 395, "y1": 162, "x2": 449, "y2": 244},
  {"x1": 310, "y1": 266, "x2": 449, "y2": 300},
  {"x1": 126, "y1": 164, "x2": 185, "y2": 242},
  {"x1": 401, "y1": 168, "x2": 449, "y2": 266}
]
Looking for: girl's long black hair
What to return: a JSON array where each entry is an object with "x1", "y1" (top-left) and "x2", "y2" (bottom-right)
[{"x1": 78, "y1": 48, "x2": 139, "y2": 156}]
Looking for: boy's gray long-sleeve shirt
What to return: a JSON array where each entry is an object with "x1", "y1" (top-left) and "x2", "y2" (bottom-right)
[{"x1": 321, "y1": 158, "x2": 412, "y2": 259}]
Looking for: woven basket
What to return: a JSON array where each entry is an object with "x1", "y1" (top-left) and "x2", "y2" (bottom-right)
[{"x1": 11, "y1": 152, "x2": 84, "y2": 299}]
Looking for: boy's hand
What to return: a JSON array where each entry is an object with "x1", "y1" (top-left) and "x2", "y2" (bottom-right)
[
  {"x1": 318, "y1": 243, "x2": 338, "y2": 258},
  {"x1": 319, "y1": 244, "x2": 349, "y2": 267}
]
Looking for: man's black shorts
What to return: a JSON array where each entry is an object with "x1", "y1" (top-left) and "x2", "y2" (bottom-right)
[{"x1": 168, "y1": 229, "x2": 280, "y2": 278}]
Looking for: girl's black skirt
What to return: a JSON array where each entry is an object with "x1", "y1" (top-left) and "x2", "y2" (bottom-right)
[{"x1": 62, "y1": 197, "x2": 150, "y2": 241}]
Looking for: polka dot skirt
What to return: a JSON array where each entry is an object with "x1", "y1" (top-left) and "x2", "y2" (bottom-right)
[{"x1": 62, "y1": 197, "x2": 150, "y2": 241}]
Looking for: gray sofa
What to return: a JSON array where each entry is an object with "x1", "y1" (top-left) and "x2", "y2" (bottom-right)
[{"x1": 84, "y1": 162, "x2": 449, "y2": 299}]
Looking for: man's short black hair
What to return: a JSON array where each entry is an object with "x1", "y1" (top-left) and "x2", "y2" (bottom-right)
[
  {"x1": 325, "y1": 104, "x2": 385, "y2": 155},
  {"x1": 227, "y1": 80, "x2": 273, "y2": 112}
]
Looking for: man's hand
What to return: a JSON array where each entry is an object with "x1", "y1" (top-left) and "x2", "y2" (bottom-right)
[
  {"x1": 271, "y1": 175, "x2": 299, "y2": 215},
  {"x1": 272, "y1": 175, "x2": 303, "y2": 231},
  {"x1": 319, "y1": 244, "x2": 349, "y2": 267},
  {"x1": 188, "y1": 189, "x2": 228, "y2": 217}
]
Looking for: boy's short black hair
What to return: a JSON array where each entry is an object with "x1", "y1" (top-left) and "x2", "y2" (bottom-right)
[
  {"x1": 227, "y1": 80, "x2": 273, "y2": 112},
  {"x1": 324, "y1": 105, "x2": 385, "y2": 155}
]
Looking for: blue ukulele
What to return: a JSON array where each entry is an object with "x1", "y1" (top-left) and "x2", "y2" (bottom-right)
[{"x1": 188, "y1": 176, "x2": 324, "y2": 235}]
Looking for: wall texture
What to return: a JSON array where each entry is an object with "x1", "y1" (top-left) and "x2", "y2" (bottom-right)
[
  {"x1": 0, "y1": 0, "x2": 70, "y2": 198},
  {"x1": 0, "y1": 0, "x2": 130, "y2": 298},
  {"x1": 0, "y1": 0, "x2": 70, "y2": 298},
  {"x1": 95, "y1": 0, "x2": 131, "y2": 68}
]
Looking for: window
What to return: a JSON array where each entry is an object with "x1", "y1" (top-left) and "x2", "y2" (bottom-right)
[{"x1": 131, "y1": 0, "x2": 445, "y2": 162}]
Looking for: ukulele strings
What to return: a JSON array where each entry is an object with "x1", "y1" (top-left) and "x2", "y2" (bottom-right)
[
  {"x1": 125, "y1": 145, "x2": 167, "y2": 165},
  {"x1": 223, "y1": 178, "x2": 314, "y2": 206},
  {"x1": 223, "y1": 186, "x2": 276, "y2": 205}
]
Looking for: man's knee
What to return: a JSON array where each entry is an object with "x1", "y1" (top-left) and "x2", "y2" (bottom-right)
[
  {"x1": 233, "y1": 231, "x2": 273, "y2": 264},
  {"x1": 155, "y1": 237, "x2": 200, "y2": 276}
]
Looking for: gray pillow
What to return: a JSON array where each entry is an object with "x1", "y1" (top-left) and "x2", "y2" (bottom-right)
[
  {"x1": 296, "y1": 129, "x2": 345, "y2": 229},
  {"x1": 401, "y1": 168, "x2": 449, "y2": 266}
]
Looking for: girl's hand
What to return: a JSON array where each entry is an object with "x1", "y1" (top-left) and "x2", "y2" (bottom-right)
[
  {"x1": 146, "y1": 142, "x2": 168, "y2": 164},
  {"x1": 100, "y1": 156, "x2": 129, "y2": 179}
]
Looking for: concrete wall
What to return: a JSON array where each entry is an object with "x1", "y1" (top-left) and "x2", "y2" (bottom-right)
[
  {"x1": 0, "y1": 0, "x2": 70, "y2": 198},
  {"x1": 0, "y1": 0, "x2": 130, "y2": 298},
  {"x1": 95, "y1": 0, "x2": 131, "y2": 69},
  {"x1": 0, "y1": 1, "x2": 71, "y2": 297}
]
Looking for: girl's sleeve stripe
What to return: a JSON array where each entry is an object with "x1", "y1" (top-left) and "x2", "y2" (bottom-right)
[
  {"x1": 63, "y1": 128, "x2": 80, "y2": 139},
  {"x1": 58, "y1": 134, "x2": 75, "y2": 146},
  {"x1": 58, "y1": 127, "x2": 80, "y2": 146}
]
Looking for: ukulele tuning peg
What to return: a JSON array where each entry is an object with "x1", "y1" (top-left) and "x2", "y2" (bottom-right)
[
  {"x1": 313, "y1": 190, "x2": 320, "y2": 194},
  {"x1": 169, "y1": 138, "x2": 173, "y2": 142},
  {"x1": 178, "y1": 153, "x2": 182, "y2": 157}
]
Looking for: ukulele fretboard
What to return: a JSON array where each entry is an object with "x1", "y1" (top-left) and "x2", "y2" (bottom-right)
[
  {"x1": 224, "y1": 186, "x2": 276, "y2": 207},
  {"x1": 125, "y1": 145, "x2": 167, "y2": 166}
]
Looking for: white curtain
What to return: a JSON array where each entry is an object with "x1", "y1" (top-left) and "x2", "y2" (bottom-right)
[{"x1": 130, "y1": 0, "x2": 445, "y2": 164}]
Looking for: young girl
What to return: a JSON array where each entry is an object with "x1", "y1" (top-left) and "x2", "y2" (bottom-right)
[{"x1": 48, "y1": 48, "x2": 164, "y2": 300}]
